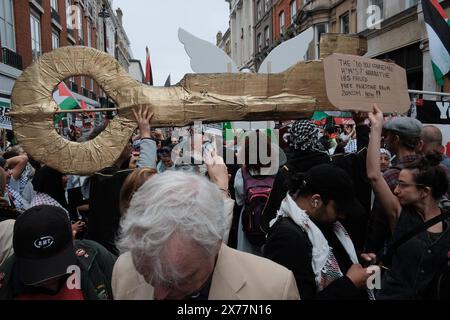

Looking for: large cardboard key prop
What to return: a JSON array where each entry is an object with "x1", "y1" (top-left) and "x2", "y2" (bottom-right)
[{"x1": 9, "y1": 35, "x2": 410, "y2": 175}]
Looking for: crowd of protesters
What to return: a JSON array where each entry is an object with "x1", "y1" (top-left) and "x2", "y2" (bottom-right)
[{"x1": 0, "y1": 103, "x2": 449, "y2": 300}]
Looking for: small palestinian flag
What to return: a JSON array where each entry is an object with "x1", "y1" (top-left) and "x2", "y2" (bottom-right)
[
  {"x1": 52, "y1": 82, "x2": 80, "y2": 124},
  {"x1": 422, "y1": 0, "x2": 450, "y2": 85}
]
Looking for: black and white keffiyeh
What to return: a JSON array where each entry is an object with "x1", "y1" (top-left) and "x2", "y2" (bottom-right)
[
  {"x1": 288, "y1": 120, "x2": 325, "y2": 152},
  {"x1": 30, "y1": 192, "x2": 70, "y2": 219}
]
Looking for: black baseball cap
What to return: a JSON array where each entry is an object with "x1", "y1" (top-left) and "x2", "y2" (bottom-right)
[
  {"x1": 13, "y1": 205, "x2": 77, "y2": 286},
  {"x1": 303, "y1": 164, "x2": 365, "y2": 217}
]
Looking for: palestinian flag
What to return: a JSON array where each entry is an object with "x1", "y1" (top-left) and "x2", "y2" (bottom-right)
[
  {"x1": 223, "y1": 121, "x2": 234, "y2": 142},
  {"x1": 422, "y1": 0, "x2": 450, "y2": 85},
  {"x1": 53, "y1": 82, "x2": 80, "y2": 124}
]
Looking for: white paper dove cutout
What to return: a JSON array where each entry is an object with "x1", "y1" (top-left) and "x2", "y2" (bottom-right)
[
  {"x1": 178, "y1": 28, "x2": 239, "y2": 73},
  {"x1": 258, "y1": 27, "x2": 314, "y2": 73},
  {"x1": 178, "y1": 27, "x2": 314, "y2": 130},
  {"x1": 178, "y1": 26, "x2": 314, "y2": 74}
]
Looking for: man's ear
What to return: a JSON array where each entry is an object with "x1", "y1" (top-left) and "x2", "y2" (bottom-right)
[
  {"x1": 311, "y1": 194, "x2": 321, "y2": 208},
  {"x1": 421, "y1": 186, "x2": 432, "y2": 199},
  {"x1": 416, "y1": 139, "x2": 425, "y2": 153}
]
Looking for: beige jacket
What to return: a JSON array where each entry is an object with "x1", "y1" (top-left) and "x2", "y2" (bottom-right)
[
  {"x1": 0, "y1": 220, "x2": 15, "y2": 266},
  {"x1": 112, "y1": 243, "x2": 300, "y2": 300},
  {"x1": 222, "y1": 197, "x2": 234, "y2": 244}
]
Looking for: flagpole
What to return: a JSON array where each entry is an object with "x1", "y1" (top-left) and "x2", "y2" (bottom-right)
[
  {"x1": 407, "y1": 89, "x2": 450, "y2": 97},
  {"x1": 53, "y1": 108, "x2": 118, "y2": 114}
]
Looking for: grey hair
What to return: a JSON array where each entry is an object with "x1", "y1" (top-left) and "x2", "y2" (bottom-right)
[{"x1": 117, "y1": 171, "x2": 226, "y2": 285}]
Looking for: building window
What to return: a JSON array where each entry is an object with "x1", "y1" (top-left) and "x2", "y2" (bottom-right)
[
  {"x1": 257, "y1": 1, "x2": 262, "y2": 21},
  {"x1": 340, "y1": 13, "x2": 350, "y2": 34},
  {"x1": 77, "y1": 5, "x2": 83, "y2": 39},
  {"x1": 369, "y1": 0, "x2": 384, "y2": 19},
  {"x1": 264, "y1": 0, "x2": 270, "y2": 12},
  {"x1": 290, "y1": 1, "x2": 296, "y2": 24},
  {"x1": 314, "y1": 23, "x2": 328, "y2": 59},
  {"x1": 81, "y1": 76, "x2": 85, "y2": 88},
  {"x1": 264, "y1": 26, "x2": 270, "y2": 47},
  {"x1": 66, "y1": 0, "x2": 72, "y2": 29},
  {"x1": 52, "y1": 31, "x2": 59, "y2": 49},
  {"x1": 87, "y1": 19, "x2": 92, "y2": 47},
  {"x1": 30, "y1": 13, "x2": 41, "y2": 61},
  {"x1": 257, "y1": 33, "x2": 262, "y2": 52},
  {"x1": 51, "y1": 0, "x2": 58, "y2": 11},
  {"x1": 406, "y1": 0, "x2": 418, "y2": 8},
  {"x1": 279, "y1": 11, "x2": 285, "y2": 36},
  {"x1": 0, "y1": 0, "x2": 15, "y2": 51},
  {"x1": 90, "y1": 78, "x2": 94, "y2": 91}
]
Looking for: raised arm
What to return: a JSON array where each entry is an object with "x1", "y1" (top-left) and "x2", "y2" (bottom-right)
[
  {"x1": 6, "y1": 154, "x2": 28, "y2": 180},
  {"x1": 204, "y1": 151, "x2": 234, "y2": 244},
  {"x1": 367, "y1": 105, "x2": 401, "y2": 232},
  {"x1": 133, "y1": 105, "x2": 157, "y2": 169}
]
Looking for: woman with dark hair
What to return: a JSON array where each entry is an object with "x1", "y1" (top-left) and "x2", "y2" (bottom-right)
[
  {"x1": 365, "y1": 105, "x2": 450, "y2": 299},
  {"x1": 30, "y1": 166, "x2": 86, "y2": 238},
  {"x1": 31, "y1": 166, "x2": 68, "y2": 212},
  {"x1": 264, "y1": 164, "x2": 371, "y2": 300},
  {"x1": 234, "y1": 130, "x2": 287, "y2": 255}
]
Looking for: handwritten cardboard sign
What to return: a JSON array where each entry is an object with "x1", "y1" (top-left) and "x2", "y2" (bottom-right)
[{"x1": 324, "y1": 54, "x2": 411, "y2": 113}]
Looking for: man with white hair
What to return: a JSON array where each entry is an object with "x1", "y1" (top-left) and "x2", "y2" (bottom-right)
[{"x1": 112, "y1": 170, "x2": 299, "y2": 300}]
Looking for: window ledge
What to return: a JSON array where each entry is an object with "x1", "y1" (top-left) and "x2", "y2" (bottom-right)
[
  {"x1": 29, "y1": 0, "x2": 44, "y2": 14},
  {"x1": 67, "y1": 33, "x2": 76, "y2": 44},
  {"x1": 51, "y1": 19, "x2": 62, "y2": 31}
]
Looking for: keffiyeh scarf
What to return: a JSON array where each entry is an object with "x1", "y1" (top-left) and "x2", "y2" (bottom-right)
[
  {"x1": 6, "y1": 185, "x2": 26, "y2": 211},
  {"x1": 270, "y1": 194, "x2": 358, "y2": 291},
  {"x1": 31, "y1": 192, "x2": 69, "y2": 216},
  {"x1": 288, "y1": 120, "x2": 325, "y2": 152}
]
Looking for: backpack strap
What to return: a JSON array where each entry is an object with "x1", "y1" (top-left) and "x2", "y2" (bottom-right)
[
  {"x1": 241, "y1": 167, "x2": 250, "y2": 194},
  {"x1": 379, "y1": 210, "x2": 450, "y2": 264},
  {"x1": 241, "y1": 167, "x2": 276, "y2": 189}
]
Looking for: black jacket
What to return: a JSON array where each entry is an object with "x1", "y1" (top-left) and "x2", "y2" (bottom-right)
[
  {"x1": 264, "y1": 217, "x2": 366, "y2": 300},
  {"x1": 332, "y1": 125, "x2": 371, "y2": 254},
  {"x1": 87, "y1": 167, "x2": 132, "y2": 255},
  {"x1": 377, "y1": 206, "x2": 450, "y2": 300}
]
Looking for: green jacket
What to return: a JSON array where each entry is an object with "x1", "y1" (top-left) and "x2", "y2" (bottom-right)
[{"x1": 0, "y1": 240, "x2": 117, "y2": 300}]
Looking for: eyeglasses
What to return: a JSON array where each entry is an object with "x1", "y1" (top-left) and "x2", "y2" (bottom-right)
[{"x1": 396, "y1": 181, "x2": 426, "y2": 189}]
